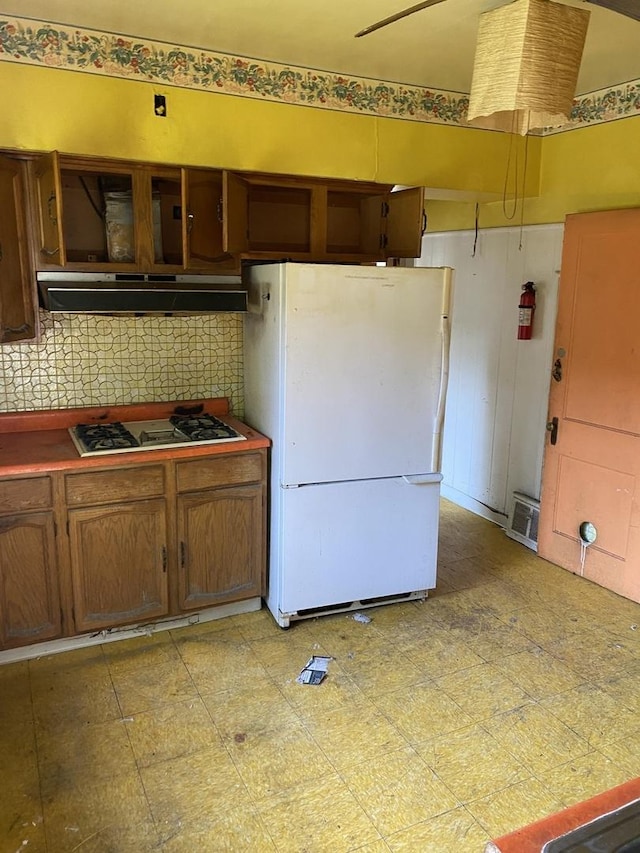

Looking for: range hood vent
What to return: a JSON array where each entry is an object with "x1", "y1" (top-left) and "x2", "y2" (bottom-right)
[{"x1": 37, "y1": 272, "x2": 247, "y2": 314}]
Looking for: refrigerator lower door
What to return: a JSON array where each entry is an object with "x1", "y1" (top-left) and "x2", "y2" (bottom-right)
[{"x1": 269, "y1": 474, "x2": 441, "y2": 626}]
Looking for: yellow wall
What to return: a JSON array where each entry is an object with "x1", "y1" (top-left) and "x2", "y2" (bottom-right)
[
  {"x1": 1, "y1": 61, "x2": 527, "y2": 195},
  {"x1": 2, "y1": 60, "x2": 636, "y2": 234},
  {"x1": 426, "y1": 115, "x2": 640, "y2": 231}
]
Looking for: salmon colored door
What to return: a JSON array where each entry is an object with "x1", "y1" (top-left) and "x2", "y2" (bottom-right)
[{"x1": 538, "y1": 208, "x2": 640, "y2": 603}]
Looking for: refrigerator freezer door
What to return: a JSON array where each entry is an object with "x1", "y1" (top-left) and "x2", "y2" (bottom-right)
[
  {"x1": 281, "y1": 265, "x2": 450, "y2": 486},
  {"x1": 272, "y1": 474, "x2": 441, "y2": 618}
]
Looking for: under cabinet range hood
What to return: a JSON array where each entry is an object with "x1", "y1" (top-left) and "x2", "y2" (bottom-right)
[{"x1": 37, "y1": 272, "x2": 248, "y2": 314}]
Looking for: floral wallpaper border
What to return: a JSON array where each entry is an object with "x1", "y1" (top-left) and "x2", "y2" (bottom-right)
[{"x1": 0, "y1": 16, "x2": 639, "y2": 135}]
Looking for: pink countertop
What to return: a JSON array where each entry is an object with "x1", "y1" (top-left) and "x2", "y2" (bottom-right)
[{"x1": 0, "y1": 398, "x2": 270, "y2": 477}]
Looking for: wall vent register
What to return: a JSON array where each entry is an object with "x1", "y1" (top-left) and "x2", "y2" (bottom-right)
[{"x1": 70, "y1": 414, "x2": 246, "y2": 456}]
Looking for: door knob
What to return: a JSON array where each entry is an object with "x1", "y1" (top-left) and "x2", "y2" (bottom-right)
[{"x1": 546, "y1": 417, "x2": 559, "y2": 445}]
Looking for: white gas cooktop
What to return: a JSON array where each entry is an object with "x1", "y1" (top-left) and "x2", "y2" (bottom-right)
[{"x1": 69, "y1": 414, "x2": 246, "y2": 457}]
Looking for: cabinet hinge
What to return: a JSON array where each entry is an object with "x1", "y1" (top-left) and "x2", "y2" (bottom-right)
[
  {"x1": 379, "y1": 233, "x2": 388, "y2": 250},
  {"x1": 381, "y1": 201, "x2": 389, "y2": 218},
  {"x1": 162, "y1": 546, "x2": 167, "y2": 572}
]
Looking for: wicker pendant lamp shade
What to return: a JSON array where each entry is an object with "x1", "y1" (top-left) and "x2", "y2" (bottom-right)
[{"x1": 467, "y1": 0, "x2": 591, "y2": 135}]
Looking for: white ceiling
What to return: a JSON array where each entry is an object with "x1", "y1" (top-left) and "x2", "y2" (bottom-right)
[{"x1": 4, "y1": 0, "x2": 640, "y2": 95}]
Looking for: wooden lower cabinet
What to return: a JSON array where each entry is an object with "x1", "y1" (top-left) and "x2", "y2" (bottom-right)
[
  {"x1": 177, "y1": 484, "x2": 264, "y2": 610},
  {"x1": 0, "y1": 511, "x2": 61, "y2": 648},
  {"x1": 0, "y1": 449, "x2": 266, "y2": 651},
  {"x1": 68, "y1": 498, "x2": 169, "y2": 633}
]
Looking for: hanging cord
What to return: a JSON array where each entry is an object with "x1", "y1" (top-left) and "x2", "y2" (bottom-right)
[
  {"x1": 518, "y1": 133, "x2": 530, "y2": 251},
  {"x1": 472, "y1": 202, "x2": 479, "y2": 257},
  {"x1": 502, "y1": 130, "x2": 519, "y2": 221},
  {"x1": 579, "y1": 539, "x2": 589, "y2": 574}
]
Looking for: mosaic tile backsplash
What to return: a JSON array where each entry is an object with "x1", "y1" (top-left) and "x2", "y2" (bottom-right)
[{"x1": 0, "y1": 310, "x2": 244, "y2": 415}]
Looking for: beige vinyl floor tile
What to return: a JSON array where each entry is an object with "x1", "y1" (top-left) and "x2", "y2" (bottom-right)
[
  {"x1": 599, "y1": 730, "x2": 640, "y2": 776},
  {"x1": 400, "y1": 628, "x2": 486, "y2": 676},
  {"x1": 351, "y1": 841, "x2": 393, "y2": 853},
  {"x1": 111, "y1": 656, "x2": 198, "y2": 716},
  {"x1": 125, "y1": 696, "x2": 224, "y2": 768},
  {"x1": 503, "y1": 605, "x2": 591, "y2": 644},
  {"x1": 0, "y1": 771, "x2": 44, "y2": 853},
  {"x1": 340, "y1": 745, "x2": 459, "y2": 836},
  {"x1": 544, "y1": 629, "x2": 638, "y2": 680},
  {"x1": 465, "y1": 777, "x2": 567, "y2": 839},
  {"x1": 337, "y1": 645, "x2": 427, "y2": 697},
  {"x1": 300, "y1": 703, "x2": 409, "y2": 775},
  {"x1": 449, "y1": 616, "x2": 537, "y2": 662},
  {"x1": 385, "y1": 806, "x2": 490, "y2": 853},
  {"x1": 247, "y1": 631, "x2": 334, "y2": 681},
  {"x1": 157, "y1": 803, "x2": 278, "y2": 852},
  {"x1": 41, "y1": 770, "x2": 159, "y2": 853},
  {"x1": 482, "y1": 703, "x2": 591, "y2": 774},
  {"x1": 278, "y1": 666, "x2": 367, "y2": 714},
  {"x1": 492, "y1": 645, "x2": 585, "y2": 699},
  {"x1": 140, "y1": 745, "x2": 251, "y2": 843},
  {"x1": 434, "y1": 662, "x2": 531, "y2": 721},
  {"x1": 102, "y1": 631, "x2": 182, "y2": 675},
  {"x1": 2, "y1": 500, "x2": 640, "y2": 852},
  {"x1": 0, "y1": 659, "x2": 31, "y2": 722},
  {"x1": 255, "y1": 773, "x2": 382, "y2": 852},
  {"x1": 415, "y1": 724, "x2": 530, "y2": 803},
  {"x1": 595, "y1": 660, "x2": 640, "y2": 714},
  {"x1": 373, "y1": 680, "x2": 474, "y2": 744},
  {"x1": 540, "y1": 682, "x2": 640, "y2": 749},
  {"x1": 225, "y1": 716, "x2": 336, "y2": 799},
  {"x1": 537, "y1": 751, "x2": 632, "y2": 808},
  {"x1": 36, "y1": 716, "x2": 138, "y2": 789},
  {"x1": 201, "y1": 673, "x2": 298, "y2": 741},
  {"x1": 175, "y1": 633, "x2": 269, "y2": 693}
]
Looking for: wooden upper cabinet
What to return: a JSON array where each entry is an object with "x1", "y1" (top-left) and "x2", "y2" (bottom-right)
[
  {"x1": 222, "y1": 171, "x2": 425, "y2": 262},
  {"x1": 28, "y1": 152, "x2": 425, "y2": 272},
  {"x1": 31, "y1": 154, "x2": 237, "y2": 273},
  {"x1": 0, "y1": 155, "x2": 36, "y2": 343}
]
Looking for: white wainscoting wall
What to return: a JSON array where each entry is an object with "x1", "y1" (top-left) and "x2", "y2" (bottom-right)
[{"x1": 419, "y1": 223, "x2": 564, "y2": 524}]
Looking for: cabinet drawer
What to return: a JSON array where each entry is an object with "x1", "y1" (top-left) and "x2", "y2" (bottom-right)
[
  {"x1": 0, "y1": 476, "x2": 52, "y2": 513},
  {"x1": 176, "y1": 452, "x2": 264, "y2": 492},
  {"x1": 65, "y1": 465, "x2": 165, "y2": 506}
]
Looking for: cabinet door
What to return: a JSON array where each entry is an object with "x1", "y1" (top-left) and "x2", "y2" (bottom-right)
[
  {"x1": 0, "y1": 156, "x2": 35, "y2": 343},
  {"x1": 183, "y1": 168, "x2": 237, "y2": 271},
  {"x1": 33, "y1": 151, "x2": 65, "y2": 265},
  {"x1": 222, "y1": 172, "x2": 250, "y2": 254},
  {"x1": 359, "y1": 194, "x2": 387, "y2": 259},
  {"x1": 385, "y1": 186, "x2": 425, "y2": 258},
  {"x1": 177, "y1": 485, "x2": 263, "y2": 610},
  {"x1": 0, "y1": 512, "x2": 61, "y2": 648},
  {"x1": 69, "y1": 498, "x2": 168, "y2": 632}
]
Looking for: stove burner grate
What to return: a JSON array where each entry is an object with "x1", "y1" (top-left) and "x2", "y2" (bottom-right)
[
  {"x1": 75, "y1": 422, "x2": 138, "y2": 452},
  {"x1": 170, "y1": 413, "x2": 241, "y2": 442}
]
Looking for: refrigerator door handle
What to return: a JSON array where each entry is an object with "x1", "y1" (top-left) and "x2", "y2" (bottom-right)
[{"x1": 402, "y1": 473, "x2": 443, "y2": 485}]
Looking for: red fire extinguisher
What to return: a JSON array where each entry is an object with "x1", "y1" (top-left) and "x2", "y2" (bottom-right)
[{"x1": 518, "y1": 281, "x2": 536, "y2": 340}]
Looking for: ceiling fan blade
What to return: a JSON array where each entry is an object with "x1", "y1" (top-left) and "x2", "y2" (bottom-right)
[
  {"x1": 585, "y1": 0, "x2": 640, "y2": 20},
  {"x1": 355, "y1": 0, "x2": 449, "y2": 37}
]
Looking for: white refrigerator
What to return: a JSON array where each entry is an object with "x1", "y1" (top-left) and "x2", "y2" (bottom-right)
[{"x1": 244, "y1": 263, "x2": 452, "y2": 627}]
